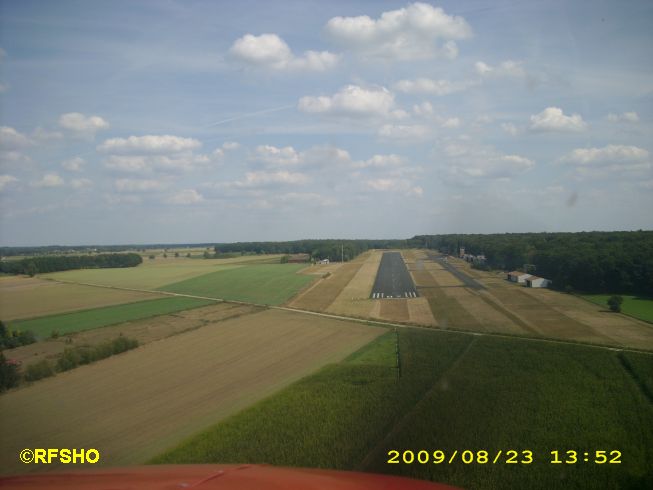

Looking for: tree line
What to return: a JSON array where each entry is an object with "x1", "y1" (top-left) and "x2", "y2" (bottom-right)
[
  {"x1": 412, "y1": 231, "x2": 653, "y2": 296},
  {"x1": 214, "y1": 239, "x2": 408, "y2": 262},
  {"x1": 0, "y1": 253, "x2": 143, "y2": 276}
]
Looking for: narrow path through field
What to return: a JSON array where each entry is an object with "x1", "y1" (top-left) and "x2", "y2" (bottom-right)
[
  {"x1": 356, "y1": 337, "x2": 478, "y2": 471},
  {"x1": 43, "y1": 277, "x2": 653, "y2": 356}
]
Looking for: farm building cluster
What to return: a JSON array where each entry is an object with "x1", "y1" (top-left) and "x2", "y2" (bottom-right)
[
  {"x1": 506, "y1": 271, "x2": 552, "y2": 288},
  {"x1": 458, "y1": 247, "x2": 486, "y2": 265}
]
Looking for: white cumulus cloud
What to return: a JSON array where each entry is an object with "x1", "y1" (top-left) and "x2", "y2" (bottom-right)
[
  {"x1": 560, "y1": 145, "x2": 649, "y2": 166},
  {"x1": 475, "y1": 60, "x2": 525, "y2": 78},
  {"x1": 59, "y1": 113, "x2": 109, "y2": 134},
  {"x1": 0, "y1": 126, "x2": 32, "y2": 149},
  {"x1": 168, "y1": 189, "x2": 204, "y2": 204},
  {"x1": 62, "y1": 157, "x2": 86, "y2": 172},
  {"x1": 98, "y1": 135, "x2": 201, "y2": 154},
  {"x1": 298, "y1": 85, "x2": 404, "y2": 119},
  {"x1": 606, "y1": 112, "x2": 639, "y2": 123},
  {"x1": 114, "y1": 178, "x2": 169, "y2": 192},
  {"x1": 230, "y1": 33, "x2": 339, "y2": 72},
  {"x1": 0, "y1": 174, "x2": 18, "y2": 190},
  {"x1": 325, "y1": 2, "x2": 472, "y2": 61},
  {"x1": 529, "y1": 107, "x2": 587, "y2": 132},
  {"x1": 70, "y1": 178, "x2": 93, "y2": 189},
  {"x1": 32, "y1": 173, "x2": 65, "y2": 188},
  {"x1": 395, "y1": 77, "x2": 476, "y2": 95},
  {"x1": 253, "y1": 145, "x2": 302, "y2": 166}
]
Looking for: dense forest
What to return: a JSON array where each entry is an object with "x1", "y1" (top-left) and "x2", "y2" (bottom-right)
[
  {"x1": 0, "y1": 253, "x2": 142, "y2": 275},
  {"x1": 412, "y1": 231, "x2": 653, "y2": 296},
  {"x1": 214, "y1": 239, "x2": 408, "y2": 262}
]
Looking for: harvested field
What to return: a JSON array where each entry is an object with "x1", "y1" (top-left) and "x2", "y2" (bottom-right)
[
  {"x1": 376, "y1": 299, "x2": 409, "y2": 322},
  {"x1": 288, "y1": 262, "x2": 363, "y2": 311},
  {"x1": 0, "y1": 309, "x2": 385, "y2": 474},
  {"x1": 410, "y1": 270, "x2": 438, "y2": 288},
  {"x1": 0, "y1": 276, "x2": 159, "y2": 321},
  {"x1": 7, "y1": 304, "x2": 258, "y2": 367},
  {"x1": 421, "y1": 287, "x2": 478, "y2": 330},
  {"x1": 326, "y1": 251, "x2": 381, "y2": 317},
  {"x1": 406, "y1": 297, "x2": 436, "y2": 325},
  {"x1": 429, "y1": 269, "x2": 464, "y2": 287},
  {"x1": 441, "y1": 287, "x2": 523, "y2": 334}
]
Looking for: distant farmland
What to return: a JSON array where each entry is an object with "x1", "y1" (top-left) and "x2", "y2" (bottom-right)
[
  {"x1": 0, "y1": 276, "x2": 159, "y2": 320},
  {"x1": 11, "y1": 297, "x2": 214, "y2": 337},
  {"x1": 153, "y1": 328, "x2": 653, "y2": 490},
  {"x1": 159, "y1": 264, "x2": 315, "y2": 305}
]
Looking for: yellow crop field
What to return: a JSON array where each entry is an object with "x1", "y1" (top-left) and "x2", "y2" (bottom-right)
[{"x1": 0, "y1": 309, "x2": 384, "y2": 474}]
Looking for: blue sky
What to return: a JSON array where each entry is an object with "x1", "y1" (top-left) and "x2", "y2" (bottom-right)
[{"x1": 0, "y1": 0, "x2": 651, "y2": 245}]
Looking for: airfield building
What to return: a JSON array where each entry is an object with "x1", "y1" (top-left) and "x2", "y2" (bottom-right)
[
  {"x1": 507, "y1": 271, "x2": 532, "y2": 284},
  {"x1": 525, "y1": 276, "x2": 552, "y2": 288}
]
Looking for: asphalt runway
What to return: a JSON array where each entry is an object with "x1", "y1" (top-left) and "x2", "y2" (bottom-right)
[
  {"x1": 370, "y1": 252, "x2": 418, "y2": 299},
  {"x1": 426, "y1": 251, "x2": 485, "y2": 290}
]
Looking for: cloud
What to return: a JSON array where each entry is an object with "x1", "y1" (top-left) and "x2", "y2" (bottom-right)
[
  {"x1": 501, "y1": 122, "x2": 519, "y2": 136},
  {"x1": 168, "y1": 189, "x2": 204, "y2": 204},
  {"x1": 98, "y1": 135, "x2": 201, "y2": 154},
  {"x1": 441, "y1": 143, "x2": 535, "y2": 183},
  {"x1": 70, "y1": 178, "x2": 93, "y2": 189},
  {"x1": 59, "y1": 113, "x2": 109, "y2": 135},
  {"x1": 218, "y1": 170, "x2": 310, "y2": 189},
  {"x1": 299, "y1": 85, "x2": 406, "y2": 119},
  {"x1": 560, "y1": 145, "x2": 649, "y2": 166},
  {"x1": 0, "y1": 126, "x2": 32, "y2": 149},
  {"x1": 325, "y1": 2, "x2": 472, "y2": 61},
  {"x1": 104, "y1": 154, "x2": 213, "y2": 173},
  {"x1": 114, "y1": 178, "x2": 169, "y2": 192},
  {"x1": 395, "y1": 77, "x2": 477, "y2": 95},
  {"x1": 230, "y1": 33, "x2": 339, "y2": 71},
  {"x1": 606, "y1": 112, "x2": 639, "y2": 123},
  {"x1": 0, "y1": 83, "x2": 8, "y2": 93},
  {"x1": 354, "y1": 154, "x2": 404, "y2": 169},
  {"x1": 475, "y1": 60, "x2": 525, "y2": 78},
  {"x1": 365, "y1": 178, "x2": 423, "y2": 196},
  {"x1": 0, "y1": 174, "x2": 18, "y2": 190},
  {"x1": 32, "y1": 173, "x2": 65, "y2": 188},
  {"x1": 253, "y1": 145, "x2": 301, "y2": 166},
  {"x1": 222, "y1": 141, "x2": 241, "y2": 150},
  {"x1": 62, "y1": 157, "x2": 86, "y2": 172},
  {"x1": 529, "y1": 107, "x2": 587, "y2": 132},
  {"x1": 378, "y1": 124, "x2": 431, "y2": 142}
]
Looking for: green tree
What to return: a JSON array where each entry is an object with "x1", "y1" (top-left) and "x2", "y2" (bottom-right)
[
  {"x1": 607, "y1": 295, "x2": 624, "y2": 313},
  {"x1": 0, "y1": 353, "x2": 21, "y2": 390}
]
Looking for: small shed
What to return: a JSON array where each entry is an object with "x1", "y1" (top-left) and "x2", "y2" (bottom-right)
[
  {"x1": 525, "y1": 276, "x2": 552, "y2": 288},
  {"x1": 507, "y1": 271, "x2": 532, "y2": 284}
]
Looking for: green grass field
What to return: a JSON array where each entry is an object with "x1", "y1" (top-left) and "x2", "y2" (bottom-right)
[
  {"x1": 158, "y1": 264, "x2": 315, "y2": 305},
  {"x1": 10, "y1": 297, "x2": 215, "y2": 337},
  {"x1": 152, "y1": 329, "x2": 653, "y2": 489},
  {"x1": 581, "y1": 294, "x2": 653, "y2": 323}
]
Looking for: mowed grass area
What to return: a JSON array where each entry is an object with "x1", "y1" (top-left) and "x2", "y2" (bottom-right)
[
  {"x1": 0, "y1": 309, "x2": 383, "y2": 473},
  {"x1": 581, "y1": 294, "x2": 653, "y2": 323},
  {"x1": 10, "y1": 297, "x2": 214, "y2": 337},
  {"x1": 158, "y1": 264, "x2": 314, "y2": 305},
  {"x1": 153, "y1": 329, "x2": 653, "y2": 490},
  {"x1": 0, "y1": 276, "x2": 159, "y2": 321}
]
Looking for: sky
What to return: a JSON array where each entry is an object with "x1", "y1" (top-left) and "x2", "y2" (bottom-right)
[{"x1": 0, "y1": 0, "x2": 651, "y2": 246}]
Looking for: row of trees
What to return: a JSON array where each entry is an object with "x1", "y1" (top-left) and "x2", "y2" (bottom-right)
[
  {"x1": 0, "y1": 253, "x2": 143, "y2": 276},
  {"x1": 412, "y1": 231, "x2": 653, "y2": 296},
  {"x1": 214, "y1": 239, "x2": 408, "y2": 262},
  {"x1": 0, "y1": 321, "x2": 36, "y2": 350}
]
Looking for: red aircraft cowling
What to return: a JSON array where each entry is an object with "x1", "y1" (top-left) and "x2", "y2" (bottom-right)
[{"x1": 0, "y1": 464, "x2": 463, "y2": 490}]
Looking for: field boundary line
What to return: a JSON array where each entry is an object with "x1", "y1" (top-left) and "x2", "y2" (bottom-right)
[
  {"x1": 356, "y1": 337, "x2": 478, "y2": 471},
  {"x1": 42, "y1": 277, "x2": 653, "y2": 356}
]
